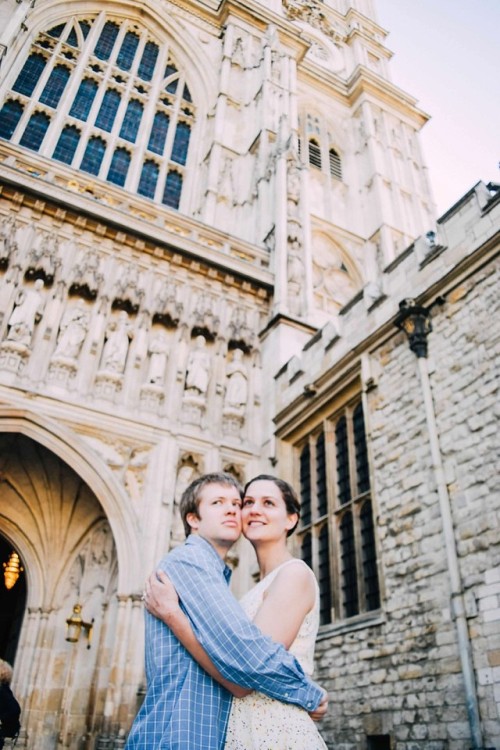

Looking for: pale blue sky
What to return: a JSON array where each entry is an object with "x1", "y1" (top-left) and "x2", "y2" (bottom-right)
[{"x1": 375, "y1": 0, "x2": 499, "y2": 216}]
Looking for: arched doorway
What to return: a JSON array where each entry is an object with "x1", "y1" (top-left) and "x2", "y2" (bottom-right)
[
  {"x1": 0, "y1": 536, "x2": 27, "y2": 665},
  {"x1": 0, "y1": 432, "x2": 121, "y2": 749}
]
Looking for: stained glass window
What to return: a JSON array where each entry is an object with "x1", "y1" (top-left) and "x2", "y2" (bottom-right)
[
  {"x1": 69, "y1": 79, "x2": 98, "y2": 121},
  {"x1": 39, "y1": 65, "x2": 70, "y2": 108},
  {"x1": 12, "y1": 54, "x2": 47, "y2": 97},
  {"x1": 138, "y1": 160, "x2": 159, "y2": 199},
  {"x1": 53, "y1": 125, "x2": 80, "y2": 164},
  {"x1": 1, "y1": 15, "x2": 195, "y2": 210},
  {"x1": 0, "y1": 101, "x2": 24, "y2": 139},
  {"x1": 80, "y1": 136, "x2": 106, "y2": 175},
  {"x1": 107, "y1": 147, "x2": 130, "y2": 186},
  {"x1": 95, "y1": 89, "x2": 121, "y2": 132},
  {"x1": 19, "y1": 112, "x2": 50, "y2": 151},
  {"x1": 162, "y1": 170, "x2": 182, "y2": 209},
  {"x1": 120, "y1": 99, "x2": 143, "y2": 143}
]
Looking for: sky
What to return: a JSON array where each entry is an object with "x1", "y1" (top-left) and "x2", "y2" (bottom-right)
[{"x1": 374, "y1": 0, "x2": 499, "y2": 217}]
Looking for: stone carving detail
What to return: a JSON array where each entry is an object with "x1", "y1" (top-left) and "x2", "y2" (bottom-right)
[
  {"x1": 170, "y1": 457, "x2": 201, "y2": 543},
  {"x1": 182, "y1": 335, "x2": 211, "y2": 425},
  {"x1": 152, "y1": 279, "x2": 183, "y2": 328},
  {"x1": 286, "y1": 151, "x2": 301, "y2": 218},
  {"x1": 224, "y1": 348, "x2": 248, "y2": 411},
  {"x1": 227, "y1": 307, "x2": 254, "y2": 350},
  {"x1": 184, "y1": 334, "x2": 210, "y2": 397},
  {"x1": 282, "y1": 0, "x2": 343, "y2": 40},
  {"x1": 100, "y1": 311, "x2": 133, "y2": 374},
  {"x1": 5, "y1": 279, "x2": 45, "y2": 347},
  {"x1": 312, "y1": 236, "x2": 359, "y2": 314},
  {"x1": 69, "y1": 250, "x2": 103, "y2": 300},
  {"x1": 287, "y1": 233, "x2": 305, "y2": 317},
  {"x1": 191, "y1": 292, "x2": 219, "y2": 338},
  {"x1": 0, "y1": 215, "x2": 18, "y2": 271},
  {"x1": 112, "y1": 263, "x2": 144, "y2": 315},
  {"x1": 25, "y1": 231, "x2": 60, "y2": 286},
  {"x1": 53, "y1": 300, "x2": 90, "y2": 360},
  {"x1": 146, "y1": 330, "x2": 169, "y2": 386}
]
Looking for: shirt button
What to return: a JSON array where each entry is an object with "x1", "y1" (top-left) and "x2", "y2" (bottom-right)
[{"x1": 284, "y1": 692, "x2": 289, "y2": 697}]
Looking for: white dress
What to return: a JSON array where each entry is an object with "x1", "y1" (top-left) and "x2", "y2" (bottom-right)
[{"x1": 224, "y1": 559, "x2": 328, "y2": 750}]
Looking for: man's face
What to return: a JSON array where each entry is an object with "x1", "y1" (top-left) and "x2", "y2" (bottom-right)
[{"x1": 186, "y1": 483, "x2": 242, "y2": 557}]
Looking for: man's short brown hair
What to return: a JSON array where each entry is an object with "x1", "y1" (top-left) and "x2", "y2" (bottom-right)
[{"x1": 179, "y1": 472, "x2": 243, "y2": 537}]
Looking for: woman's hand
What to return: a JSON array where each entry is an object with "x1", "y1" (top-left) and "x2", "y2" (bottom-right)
[
  {"x1": 308, "y1": 689, "x2": 328, "y2": 722},
  {"x1": 143, "y1": 570, "x2": 180, "y2": 623}
]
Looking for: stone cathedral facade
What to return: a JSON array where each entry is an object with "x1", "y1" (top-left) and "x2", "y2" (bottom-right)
[{"x1": 0, "y1": 0, "x2": 498, "y2": 748}]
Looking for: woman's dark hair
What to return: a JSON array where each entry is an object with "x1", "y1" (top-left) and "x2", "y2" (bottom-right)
[{"x1": 243, "y1": 474, "x2": 300, "y2": 537}]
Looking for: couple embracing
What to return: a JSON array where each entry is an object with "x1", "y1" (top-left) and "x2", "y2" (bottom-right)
[{"x1": 126, "y1": 472, "x2": 329, "y2": 749}]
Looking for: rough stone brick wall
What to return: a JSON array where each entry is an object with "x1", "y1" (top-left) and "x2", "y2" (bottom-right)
[{"x1": 315, "y1": 256, "x2": 500, "y2": 750}]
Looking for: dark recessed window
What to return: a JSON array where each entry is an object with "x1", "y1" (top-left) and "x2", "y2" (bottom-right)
[{"x1": 297, "y1": 401, "x2": 380, "y2": 624}]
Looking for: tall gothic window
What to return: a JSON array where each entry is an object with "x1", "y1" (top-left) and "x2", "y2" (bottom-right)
[
  {"x1": 297, "y1": 400, "x2": 380, "y2": 624},
  {"x1": 0, "y1": 15, "x2": 195, "y2": 210}
]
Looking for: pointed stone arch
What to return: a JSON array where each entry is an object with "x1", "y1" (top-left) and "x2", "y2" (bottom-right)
[{"x1": 0, "y1": 406, "x2": 141, "y2": 594}]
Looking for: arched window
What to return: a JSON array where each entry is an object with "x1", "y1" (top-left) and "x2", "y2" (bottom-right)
[
  {"x1": 0, "y1": 15, "x2": 196, "y2": 210},
  {"x1": 162, "y1": 170, "x2": 182, "y2": 209},
  {"x1": 0, "y1": 101, "x2": 24, "y2": 139},
  {"x1": 53, "y1": 125, "x2": 80, "y2": 164},
  {"x1": 39, "y1": 65, "x2": 70, "y2": 108},
  {"x1": 120, "y1": 99, "x2": 143, "y2": 143},
  {"x1": 107, "y1": 147, "x2": 131, "y2": 186},
  {"x1": 69, "y1": 79, "x2": 98, "y2": 121},
  {"x1": 308, "y1": 138, "x2": 322, "y2": 169},
  {"x1": 80, "y1": 136, "x2": 106, "y2": 175},
  {"x1": 329, "y1": 147, "x2": 342, "y2": 180},
  {"x1": 19, "y1": 111, "x2": 50, "y2": 151},
  {"x1": 148, "y1": 112, "x2": 170, "y2": 155},
  {"x1": 12, "y1": 53, "x2": 47, "y2": 96},
  {"x1": 138, "y1": 160, "x2": 159, "y2": 199}
]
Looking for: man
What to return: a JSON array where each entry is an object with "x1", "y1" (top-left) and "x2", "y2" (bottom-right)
[{"x1": 126, "y1": 472, "x2": 327, "y2": 749}]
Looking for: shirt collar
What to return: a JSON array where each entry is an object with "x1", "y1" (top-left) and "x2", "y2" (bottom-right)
[{"x1": 185, "y1": 534, "x2": 232, "y2": 583}]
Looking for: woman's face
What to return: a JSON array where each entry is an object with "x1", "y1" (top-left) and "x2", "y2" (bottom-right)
[{"x1": 241, "y1": 479, "x2": 298, "y2": 543}]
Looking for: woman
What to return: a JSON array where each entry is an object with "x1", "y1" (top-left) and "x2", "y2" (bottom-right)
[{"x1": 145, "y1": 474, "x2": 327, "y2": 750}]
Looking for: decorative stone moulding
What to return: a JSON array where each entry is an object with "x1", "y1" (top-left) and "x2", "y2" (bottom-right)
[
  {"x1": 139, "y1": 383, "x2": 164, "y2": 412},
  {"x1": 94, "y1": 370, "x2": 123, "y2": 400},
  {"x1": 181, "y1": 392, "x2": 206, "y2": 426},
  {"x1": 0, "y1": 339, "x2": 29, "y2": 376},
  {"x1": 47, "y1": 356, "x2": 78, "y2": 388},
  {"x1": 222, "y1": 407, "x2": 245, "y2": 437}
]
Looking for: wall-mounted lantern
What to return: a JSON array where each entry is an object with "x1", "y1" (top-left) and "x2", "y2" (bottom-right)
[
  {"x1": 394, "y1": 298, "x2": 432, "y2": 358},
  {"x1": 65, "y1": 604, "x2": 94, "y2": 649}
]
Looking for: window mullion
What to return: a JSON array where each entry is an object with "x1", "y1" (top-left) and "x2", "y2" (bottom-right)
[
  {"x1": 129, "y1": 42, "x2": 169, "y2": 194},
  {"x1": 44, "y1": 17, "x2": 103, "y2": 155}
]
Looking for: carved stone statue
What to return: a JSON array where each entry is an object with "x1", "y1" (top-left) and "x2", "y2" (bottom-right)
[
  {"x1": 6, "y1": 279, "x2": 45, "y2": 346},
  {"x1": 224, "y1": 348, "x2": 248, "y2": 409},
  {"x1": 101, "y1": 311, "x2": 133, "y2": 374},
  {"x1": 53, "y1": 301, "x2": 90, "y2": 360},
  {"x1": 185, "y1": 335, "x2": 210, "y2": 396},
  {"x1": 146, "y1": 330, "x2": 169, "y2": 385}
]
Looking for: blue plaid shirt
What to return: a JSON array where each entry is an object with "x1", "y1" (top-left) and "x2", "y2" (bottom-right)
[{"x1": 126, "y1": 535, "x2": 323, "y2": 750}]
